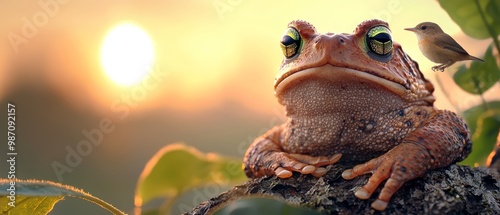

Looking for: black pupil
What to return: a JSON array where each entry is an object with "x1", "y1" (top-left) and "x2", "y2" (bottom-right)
[
  {"x1": 372, "y1": 33, "x2": 391, "y2": 43},
  {"x1": 281, "y1": 35, "x2": 297, "y2": 46},
  {"x1": 421, "y1": 25, "x2": 427, "y2": 30}
]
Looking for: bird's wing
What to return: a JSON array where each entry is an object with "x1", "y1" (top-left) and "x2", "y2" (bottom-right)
[{"x1": 434, "y1": 34, "x2": 470, "y2": 55}]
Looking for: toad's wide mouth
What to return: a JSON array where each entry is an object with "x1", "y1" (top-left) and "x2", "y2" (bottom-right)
[{"x1": 274, "y1": 64, "x2": 408, "y2": 96}]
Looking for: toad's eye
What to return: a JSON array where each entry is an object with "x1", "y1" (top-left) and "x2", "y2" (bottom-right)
[
  {"x1": 280, "y1": 27, "x2": 302, "y2": 59},
  {"x1": 365, "y1": 26, "x2": 393, "y2": 62}
]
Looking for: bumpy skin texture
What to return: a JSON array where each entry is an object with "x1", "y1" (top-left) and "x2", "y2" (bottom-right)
[{"x1": 243, "y1": 19, "x2": 472, "y2": 211}]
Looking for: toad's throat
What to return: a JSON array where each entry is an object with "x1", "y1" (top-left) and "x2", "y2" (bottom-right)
[{"x1": 274, "y1": 64, "x2": 408, "y2": 96}]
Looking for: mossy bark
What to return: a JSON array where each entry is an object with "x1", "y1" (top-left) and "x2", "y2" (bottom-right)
[{"x1": 185, "y1": 164, "x2": 500, "y2": 214}]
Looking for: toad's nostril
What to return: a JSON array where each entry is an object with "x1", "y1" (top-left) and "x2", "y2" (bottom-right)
[
  {"x1": 313, "y1": 35, "x2": 321, "y2": 44},
  {"x1": 334, "y1": 34, "x2": 347, "y2": 44}
]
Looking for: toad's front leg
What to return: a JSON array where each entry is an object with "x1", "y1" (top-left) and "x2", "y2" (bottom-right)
[
  {"x1": 342, "y1": 110, "x2": 471, "y2": 211},
  {"x1": 244, "y1": 124, "x2": 342, "y2": 178}
]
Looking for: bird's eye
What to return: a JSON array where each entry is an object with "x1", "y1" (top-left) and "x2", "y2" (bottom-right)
[
  {"x1": 420, "y1": 25, "x2": 427, "y2": 30},
  {"x1": 365, "y1": 25, "x2": 393, "y2": 62},
  {"x1": 280, "y1": 27, "x2": 302, "y2": 59}
]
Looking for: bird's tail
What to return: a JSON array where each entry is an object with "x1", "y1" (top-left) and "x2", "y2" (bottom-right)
[{"x1": 468, "y1": 55, "x2": 485, "y2": 62}]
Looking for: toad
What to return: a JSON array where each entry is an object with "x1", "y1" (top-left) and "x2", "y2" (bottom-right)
[{"x1": 243, "y1": 19, "x2": 471, "y2": 211}]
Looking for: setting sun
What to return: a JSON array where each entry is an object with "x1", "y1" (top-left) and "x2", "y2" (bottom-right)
[{"x1": 100, "y1": 23, "x2": 155, "y2": 86}]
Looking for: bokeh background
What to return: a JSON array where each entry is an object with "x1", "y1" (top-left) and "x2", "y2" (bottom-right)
[{"x1": 0, "y1": 0, "x2": 495, "y2": 214}]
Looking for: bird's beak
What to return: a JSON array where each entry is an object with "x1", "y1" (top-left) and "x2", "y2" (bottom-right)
[{"x1": 404, "y1": 27, "x2": 417, "y2": 32}]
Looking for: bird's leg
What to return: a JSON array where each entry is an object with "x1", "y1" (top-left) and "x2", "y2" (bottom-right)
[
  {"x1": 432, "y1": 61, "x2": 453, "y2": 72},
  {"x1": 431, "y1": 65, "x2": 443, "y2": 72}
]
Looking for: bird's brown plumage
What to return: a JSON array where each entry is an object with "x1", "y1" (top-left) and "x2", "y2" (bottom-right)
[{"x1": 405, "y1": 22, "x2": 484, "y2": 71}]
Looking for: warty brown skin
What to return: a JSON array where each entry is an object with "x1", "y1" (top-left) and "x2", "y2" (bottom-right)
[{"x1": 243, "y1": 19, "x2": 472, "y2": 211}]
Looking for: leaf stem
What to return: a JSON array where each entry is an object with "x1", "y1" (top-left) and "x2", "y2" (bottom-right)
[
  {"x1": 158, "y1": 196, "x2": 177, "y2": 215},
  {"x1": 472, "y1": 0, "x2": 498, "y2": 106},
  {"x1": 474, "y1": 0, "x2": 500, "y2": 55},
  {"x1": 0, "y1": 179, "x2": 127, "y2": 215},
  {"x1": 78, "y1": 195, "x2": 127, "y2": 215},
  {"x1": 472, "y1": 76, "x2": 490, "y2": 110},
  {"x1": 436, "y1": 73, "x2": 463, "y2": 113}
]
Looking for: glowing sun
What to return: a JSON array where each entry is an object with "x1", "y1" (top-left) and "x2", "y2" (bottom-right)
[{"x1": 100, "y1": 23, "x2": 155, "y2": 86}]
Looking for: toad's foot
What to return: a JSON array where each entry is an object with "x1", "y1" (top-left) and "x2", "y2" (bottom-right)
[
  {"x1": 246, "y1": 150, "x2": 342, "y2": 178},
  {"x1": 342, "y1": 143, "x2": 431, "y2": 211},
  {"x1": 244, "y1": 125, "x2": 342, "y2": 178},
  {"x1": 342, "y1": 110, "x2": 470, "y2": 211},
  {"x1": 271, "y1": 153, "x2": 342, "y2": 178}
]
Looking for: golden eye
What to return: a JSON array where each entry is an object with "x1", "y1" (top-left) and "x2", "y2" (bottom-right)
[
  {"x1": 280, "y1": 27, "x2": 302, "y2": 58},
  {"x1": 365, "y1": 26, "x2": 393, "y2": 62}
]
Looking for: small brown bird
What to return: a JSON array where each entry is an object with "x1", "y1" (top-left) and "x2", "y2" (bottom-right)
[{"x1": 405, "y1": 22, "x2": 484, "y2": 72}]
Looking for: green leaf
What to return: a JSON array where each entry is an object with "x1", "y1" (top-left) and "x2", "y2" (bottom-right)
[
  {"x1": 460, "y1": 101, "x2": 500, "y2": 166},
  {"x1": 213, "y1": 197, "x2": 323, "y2": 215},
  {"x1": 0, "y1": 195, "x2": 63, "y2": 215},
  {"x1": 453, "y1": 44, "x2": 500, "y2": 94},
  {"x1": 486, "y1": 0, "x2": 500, "y2": 26},
  {"x1": 134, "y1": 143, "x2": 247, "y2": 212},
  {"x1": 438, "y1": 0, "x2": 500, "y2": 39},
  {"x1": 0, "y1": 179, "x2": 125, "y2": 215}
]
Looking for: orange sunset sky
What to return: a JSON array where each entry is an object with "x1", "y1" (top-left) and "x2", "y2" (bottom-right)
[{"x1": 0, "y1": 0, "x2": 496, "y2": 214}]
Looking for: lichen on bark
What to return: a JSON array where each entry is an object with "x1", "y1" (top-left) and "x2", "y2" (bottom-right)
[{"x1": 185, "y1": 164, "x2": 500, "y2": 214}]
